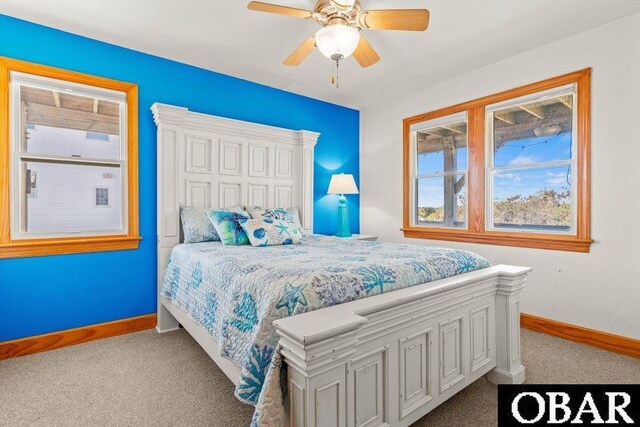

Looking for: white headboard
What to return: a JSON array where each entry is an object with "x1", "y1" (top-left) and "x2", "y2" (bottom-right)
[{"x1": 152, "y1": 103, "x2": 319, "y2": 327}]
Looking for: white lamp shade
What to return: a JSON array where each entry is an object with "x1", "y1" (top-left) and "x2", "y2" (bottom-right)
[
  {"x1": 327, "y1": 173, "x2": 359, "y2": 195},
  {"x1": 315, "y1": 25, "x2": 360, "y2": 60}
]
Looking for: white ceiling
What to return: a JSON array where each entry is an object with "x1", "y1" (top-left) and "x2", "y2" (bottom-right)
[{"x1": 2, "y1": 0, "x2": 640, "y2": 109}]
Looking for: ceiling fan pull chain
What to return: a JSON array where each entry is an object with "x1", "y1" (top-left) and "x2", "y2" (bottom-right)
[{"x1": 331, "y1": 61, "x2": 336, "y2": 85}]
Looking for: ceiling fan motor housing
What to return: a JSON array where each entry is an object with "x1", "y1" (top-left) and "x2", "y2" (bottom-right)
[
  {"x1": 315, "y1": 0, "x2": 362, "y2": 26},
  {"x1": 328, "y1": 0, "x2": 358, "y2": 13}
]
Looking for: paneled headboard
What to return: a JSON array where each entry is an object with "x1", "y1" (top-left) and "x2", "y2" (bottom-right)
[{"x1": 152, "y1": 102, "x2": 319, "y2": 327}]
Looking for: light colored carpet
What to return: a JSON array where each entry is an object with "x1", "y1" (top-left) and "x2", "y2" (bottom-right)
[{"x1": 1, "y1": 328, "x2": 638, "y2": 427}]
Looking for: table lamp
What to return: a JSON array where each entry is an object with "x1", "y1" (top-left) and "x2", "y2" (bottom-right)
[{"x1": 327, "y1": 173, "x2": 359, "y2": 237}]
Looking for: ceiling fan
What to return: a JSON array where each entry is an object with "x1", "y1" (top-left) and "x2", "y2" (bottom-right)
[{"x1": 248, "y1": 0, "x2": 430, "y2": 85}]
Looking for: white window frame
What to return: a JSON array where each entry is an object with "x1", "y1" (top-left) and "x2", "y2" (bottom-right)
[
  {"x1": 9, "y1": 72, "x2": 129, "y2": 239},
  {"x1": 410, "y1": 111, "x2": 469, "y2": 230},
  {"x1": 485, "y1": 84, "x2": 578, "y2": 235}
]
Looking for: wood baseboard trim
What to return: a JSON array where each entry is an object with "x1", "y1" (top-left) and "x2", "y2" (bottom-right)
[
  {"x1": 521, "y1": 313, "x2": 640, "y2": 359},
  {"x1": 3, "y1": 312, "x2": 636, "y2": 361},
  {"x1": 0, "y1": 313, "x2": 157, "y2": 360}
]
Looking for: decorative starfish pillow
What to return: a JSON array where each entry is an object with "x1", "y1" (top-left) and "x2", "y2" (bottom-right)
[
  {"x1": 248, "y1": 207, "x2": 305, "y2": 235},
  {"x1": 207, "y1": 210, "x2": 251, "y2": 245},
  {"x1": 240, "y1": 218, "x2": 302, "y2": 247}
]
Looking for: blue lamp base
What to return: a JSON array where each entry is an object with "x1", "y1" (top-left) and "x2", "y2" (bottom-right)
[{"x1": 335, "y1": 194, "x2": 352, "y2": 237}]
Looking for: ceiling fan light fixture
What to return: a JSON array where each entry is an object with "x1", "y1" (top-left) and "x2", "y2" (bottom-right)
[{"x1": 315, "y1": 24, "x2": 360, "y2": 60}]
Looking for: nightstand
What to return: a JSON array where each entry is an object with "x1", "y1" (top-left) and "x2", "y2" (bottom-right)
[{"x1": 342, "y1": 234, "x2": 378, "y2": 241}]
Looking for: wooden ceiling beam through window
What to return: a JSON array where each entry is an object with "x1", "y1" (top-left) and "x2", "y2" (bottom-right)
[
  {"x1": 440, "y1": 124, "x2": 465, "y2": 134},
  {"x1": 52, "y1": 91, "x2": 60, "y2": 108},
  {"x1": 559, "y1": 96, "x2": 573, "y2": 109},
  {"x1": 26, "y1": 102, "x2": 119, "y2": 134},
  {"x1": 518, "y1": 103, "x2": 546, "y2": 119},
  {"x1": 494, "y1": 111, "x2": 515, "y2": 124}
]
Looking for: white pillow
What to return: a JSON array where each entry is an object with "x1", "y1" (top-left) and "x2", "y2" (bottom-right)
[
  {"x1": 249, "y1": 207, "x2": 304, "y2": 234},
  {"x1": 240, "y1": 218, "x2": 302, "y2": 247}
]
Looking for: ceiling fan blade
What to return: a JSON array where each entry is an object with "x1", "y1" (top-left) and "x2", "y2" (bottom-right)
[
  {"x1": 353, "y1": 35, "x2": 380, "y2": 68},
  {"x1": 359, "y1": 9, "x2": 430, "y2": 31},
  {"x1": 283, "y1": 35, "x2": 317, "y2": 66},
  {"x1": 247, "y1": 1, "x2": 313, "y2": 19}
]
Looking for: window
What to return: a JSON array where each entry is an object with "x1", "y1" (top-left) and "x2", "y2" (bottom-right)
[
  {"x1": 403, "y1": 69, "x2": 591, "y2": 252},
  {"x1": 0, "y1": 57, "x2": 140, "y2": 258}
]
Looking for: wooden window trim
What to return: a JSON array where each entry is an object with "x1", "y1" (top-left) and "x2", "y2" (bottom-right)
[
  {"x1": 403, "y1": 69, "x2": 591, "y2": 252},
  {"x1": 0, "y1": 57, "x2": 140, "y2": 258}
]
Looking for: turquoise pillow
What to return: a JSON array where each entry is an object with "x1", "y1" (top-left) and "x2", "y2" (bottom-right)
[
  {"x1": 207, "y1": 210, "x2": 251, "y2": 245},
  {"x1": 240, "y1": 218, "x2": 302, "y2": 247}
]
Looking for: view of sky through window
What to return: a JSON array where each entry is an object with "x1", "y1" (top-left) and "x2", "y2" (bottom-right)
[{"x1": 493, "y1": 132, "x2": 572, "y2": 199}]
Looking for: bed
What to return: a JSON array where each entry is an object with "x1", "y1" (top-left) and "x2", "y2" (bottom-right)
[{"x1": 153, "y1": 103, "x2": 531, "y2": 427}]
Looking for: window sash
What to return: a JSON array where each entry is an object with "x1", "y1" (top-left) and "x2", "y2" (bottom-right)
[
  {"x1": 412, "y1": 112, "x2": 469, "y2": 229},
  {"x1": 9, "y1": 73, "x2": 129, "y2": 240},
  {"x1": 13, "y1": 159, "x2": 126, "y2": 238},
  {"x1": 14, "y1": 81, "x2": 127, "y2": 163},
  {"x1": 485, "y1": 86, "x2": 578, "y2": 235},
  {"x1": 486, "y1": 163, "x2": 575, "y2": 234}
]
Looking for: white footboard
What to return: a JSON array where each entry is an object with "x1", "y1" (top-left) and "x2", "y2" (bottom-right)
[{"x1": 274, "y1": 265, "x2": 530, "y2": 427}]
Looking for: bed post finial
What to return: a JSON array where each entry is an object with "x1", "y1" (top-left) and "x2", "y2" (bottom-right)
[
  {"x1": 275, "y1": 314, "x2": 363, "y2": 427},
  {"x1": 486, "y1": 266, "x2": 529, "y2": 384}
]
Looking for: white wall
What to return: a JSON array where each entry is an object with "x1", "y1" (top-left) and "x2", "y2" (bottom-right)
[{"x1": 360, "y1": 13, "x2": 640, "y2": 339}]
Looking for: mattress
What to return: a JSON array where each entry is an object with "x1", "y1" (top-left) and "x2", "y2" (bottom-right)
[{"x1": 161, "y1": 234, "x2": 490, "y2": 408}]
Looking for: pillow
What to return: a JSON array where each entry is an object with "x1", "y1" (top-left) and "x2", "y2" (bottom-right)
[
  {"x1": 180, "y1": 207, "x2": 220, "y2": 243},
  {"x1": 240, "y1": 218, "x2": 302, "y2": 247},
  {"x1": 207, "y1": 210, "x2": 251, "y2": 245},
  {"x1": 249, "y1": 207, "x2": 304, "y2": 234},
  {"x1": 180, "y1": 205, "x2": 245, "y2": 243},
  {"x1": 244, "y1": 205, "x2": 262, "y2": 213}
]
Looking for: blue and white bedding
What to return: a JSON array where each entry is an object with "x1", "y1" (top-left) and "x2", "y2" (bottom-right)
[{"x1": 161, "y1": 235, "x2": 489, "y2": 425}]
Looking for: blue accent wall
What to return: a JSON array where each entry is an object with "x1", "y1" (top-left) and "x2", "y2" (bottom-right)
[{"x1": 0, "y1": 15, "x2": 360, "y2": 341}]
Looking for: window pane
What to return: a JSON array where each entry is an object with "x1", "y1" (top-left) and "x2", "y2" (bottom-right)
[
  {"x1": 492, "y1": 166, "x2": 572, "y2": 232},
  {"x1": 22, "y1": 161, "x2": 122, "y2": 234},
  {"x1": 21, "y1": 86, "x2": 121, "y2": 160},
  {"x1": 493, "y1": 94, "x2": 573, "y2": 167},
  {"x1": 416, "y1": 174, "x2": 466, "y2": 228},
  {"x1": 416, "y1": 121, "x2": 467, "y2": 175}
]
